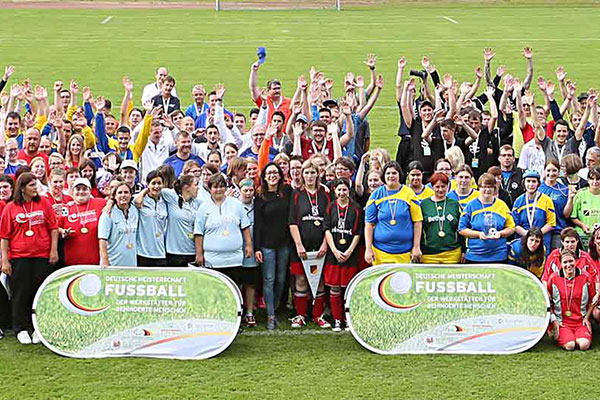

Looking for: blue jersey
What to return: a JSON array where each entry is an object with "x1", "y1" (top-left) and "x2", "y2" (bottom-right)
[
  {"x1": 459, "y1": 198, "x2": 515, "y2": 262},
  {"x1": 512, "y1": 191, "x2": 556, "y2": 254},
  {"x1": 163, "y1": 154, "x2": 205, "y2": 178},
  {"x1": 538, "y1": 182, "x2": 568, "y2": 230},
  {"x1": 447, "y1": 189, "x2": 480, "y2": 208},
  {"x1": 365, "y1": 185, "x2": 423, "y2": 255},
  {"x1": 98, "y1": 205, "x2": 139, "y2": 267},
  {"x1": 194, "y1": 196, "x2": 250, "y2": 268},
  {"x1": 162, "y1": 188, "x2": 203, "y2": 256},
  {"x1": 241, "y1": 201, "x2": 258, "y2": 268},
  {"x1": 136, "y1": 194, "x2": 168, "y2": 259}
]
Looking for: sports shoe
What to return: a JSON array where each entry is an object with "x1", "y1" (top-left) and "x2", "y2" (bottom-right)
[
  {"x1": 0, "y1": 328, "x2": 4, "y2": 340},
  {"x1": 245, "y1": 314, "x2": 256, "y2": 327},
  {"x1": 17, "y1": 330, "x2": 32, "y2": 345},
  {"x1": 314, "y1": 315, "x2": 331, "y2": 329},
  {"x1": 267, "y1": 315, "x2": 276, "y2": 331},
  {"x1": 344, "y1": 322, "x2": 351, "y2": 332},
  {"x1": 332, "y1": 319, "x2": 342, "y2": 332},
  {"x1": 290, "y1": 315, "x2": 306, "y2": 328},
  {"x1": 31, "y1": 330, "x2": 41, "y2": 344}
]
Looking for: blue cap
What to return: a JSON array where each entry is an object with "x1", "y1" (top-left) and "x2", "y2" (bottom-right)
[
  {"x1": 257, "y1": 47, "x2": 266, "y2": 65},
  {"x1": 522, "y1": 170, "x2": 540, "y2": 180}
]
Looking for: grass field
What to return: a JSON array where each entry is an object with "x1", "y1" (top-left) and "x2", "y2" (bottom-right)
[{"x1": 3, "y1": 2, "x2": 600, "y2": 399}]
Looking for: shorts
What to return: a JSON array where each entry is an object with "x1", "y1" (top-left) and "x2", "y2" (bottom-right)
[
  {"x1": 557, "y1": 323, "x2": 592, "y2": 347},
  {"x1": 137, "y1": 255, "x2": 168, "y2": 267},
  {"x1": 324, "y1": 264, "x2": 358, "y2": 287},
  {"x1": 239, "y1": 266, "x2": 260, "y2": 286},
  {"x1": 214, "y1": 266, "x2": 243, "y2": 286},
  {"x1": 421, "y1": 247, "x2": 462, "y2": 265},
  {"x1": 372, "y1": 247, "x2": 410, "y2": 265},
  {"x1": 290, "y1": 261, "x2": 304, "y2": 276}
]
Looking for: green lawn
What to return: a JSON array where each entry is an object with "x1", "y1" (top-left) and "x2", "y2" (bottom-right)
[{"x1": 2, "y1": 3, "x2": 600, "y2": 398}]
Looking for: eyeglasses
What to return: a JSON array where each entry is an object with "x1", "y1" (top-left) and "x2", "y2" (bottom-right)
[{"x1": 265, "y1": 171, "x2": 280, "y2": 176}]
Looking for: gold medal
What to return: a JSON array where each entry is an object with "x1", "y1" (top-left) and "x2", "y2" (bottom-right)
[
  {"x1": 565, "y1": 310, "x2": 572, "y2": 317},
  {"x1": 81, "y1": 227, "x2": 88, "y2": 234},
  {"x1": 222, "y1": 230, "x2": 230, "y2": 237},
  {"x1": 339, "y1": 238, "x2": 347, "y2": 245},
  {"x1": 155, "y1": 231, "x2": 162, "y2": 238},
  {"x1": 390, "y1": 219, "x2": 397, "y2": 226},
  {"x1": 314, "y1": 220, "x2": 321, "y2": 227},
  {"x1": 126, "y1": 243, "x2": 133, "y2": 249},
  {"x1": 438, "y1": 231, "x2": 446, "y2": 238},
  {"x1": 188, "y1": 233, "x2": 194, "y2": 239},
  {"x1": 25, "y1": 230, "x2": 34, "y2": 237}
]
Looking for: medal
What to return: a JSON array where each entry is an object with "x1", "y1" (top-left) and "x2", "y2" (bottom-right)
[
  {"x1": 314, "y1": 220, "x2": 321, "y2": 227},
  {"x1": 126, "y1": 243, "x2": 133, "y2": 249},
  {"x1": 81, "y1": 227, "x2": 88, "y2": 234},
  {"x1": 222, "y1": 230, "x2": 230, "y2": 237},
  {"x1": 386, "y1": 189, "x2": 399, "y2": 227},
  {"x1": 563, "y1": 278, "x2": 574, "y2": 319},
  {"x1": 155, "y1": 232, "x2": 162, "y2": 238},
  {"x1": 565, "y1": 310, "x2": 572, "y2": 317},
  {"x1": 438, "y1": 231, "x2": 446, "y2": 238},
  {"x1": 339, "y1": 238, "x2": 347, "y2": 245},
  {"x1": 188, "y1": 232, "x2": 194, "y2": 239},
  {"x1": 390, "y1": 219, "x2": 397, "y2": 225},
  {"x1": 25, "y1": 230, "x2": 34, "y2": 237}
]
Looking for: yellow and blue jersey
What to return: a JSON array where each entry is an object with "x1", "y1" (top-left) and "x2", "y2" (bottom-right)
[
  {"x1": 458, "y1": 197, "x2": 515, "y2": 262},
  {"x1": 413, "y1": 185, "x2": 435, "y2": 202},
  {"x1": 365, "y1": 185, "x2": 423, "y2": 255},
  {"x1": 447, "y1": 188, "x2": 480, "y2": 209},
  {"x1": 512, "y1": 192, "x2": 556, "y2": 253}
]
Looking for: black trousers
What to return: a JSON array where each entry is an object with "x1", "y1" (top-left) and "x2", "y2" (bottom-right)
[
  {"x1": 10, "y1": 258, "x2": 51, "y2": 332},
  {"x1": 137, "y1": 255, "x2": 168, "y2": 267},
  {"x1": 166, "y1": 254, "x2": 195, "y2": 267},
  {"x1": 0, "y1": 281, "x2": 10, "y2": 330}
]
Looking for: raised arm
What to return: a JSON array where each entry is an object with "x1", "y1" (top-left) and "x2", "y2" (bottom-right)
[
  {"x1": 291, "y1": 122, "x2": 303, "y2": 156},
  {"x1": 466, "y1": 67, "x2": 483, "y2": 100},
  {"x1": 120, "y1": 76, "x2": 133, "y2": 127},
  {"x1": 355, "y1": 153, "x2": 368, "y2": 197},
  {"x1": 421, "y1": 57, "x2": 435, "y2": 104},
  {"x1": 537, "y1": 76, "x2": 550, "y2": 114},
  {"x1": 485, "y1": 86, "x2": 498, "y2": 132},
  {"x1": 395, "y1": 57, "x2": 406, "y2": 103},
  {"x1": 53, "y1": 81, "x2": 63, "y2": 115},
  {"x1": 575, "y1": 95, "x2": 595, "y2": 141},
  {"x1": 513, "y1": 79, "x2": 528, "y2": 131},
  {"x1": 69, "y1": 80, "x2": 78, "y2": 108},
  {"x1": 530, "y1": 95, "x2": 546, "y2": 143},
  {"x1": 358, "y1": 74, "x2": 383, "y2": 121},
  {"x1": 339, "y1": 98, "x2": 354, "y2": 147},
  {"x1": 329, "y1": 122, "x2": 343, "y2": 161},
  {"x1": 522, "y1": 47, "x2": 534, "y2": 90},
  {"x1": 248, "y1": 62, "x2": 261, "y2": 103},
  {"x1": 401, "y1": 79, "x2": 415, "y2": 129},
  {"x1": 364, "y1": 53, "x2": 377, "y2": 98},
  {"x1": 483, "y1": 47, "x2": 495, "y2": 88}
]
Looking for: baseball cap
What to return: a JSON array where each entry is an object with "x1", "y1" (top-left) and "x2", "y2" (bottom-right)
[
  {"x1": 577, "y1": 92, "x2": 589, "y2": 102},
  {"x1": 120, "y1": 160, "x2": 138, "y2": 171},
  {"x1": 296, "y1": 114, "x2": 308, "y2": 124},
  {"x1": 323, "y1": 99, "x2": 339, "y2": 108},
  {"x1": 73, "y1": 177, "x2": 91, "y2": 189},
  {"x1": 522, "y1": 170, "x2": 540, "y2": 180}
]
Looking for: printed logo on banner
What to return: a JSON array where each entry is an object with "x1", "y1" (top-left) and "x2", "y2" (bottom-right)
[
  {"x1": 58, "y1": 273, "x2": 110, "y2": 316},
  {"x1": 370, "y1": 272, "x2": 421, "y2": 313}
]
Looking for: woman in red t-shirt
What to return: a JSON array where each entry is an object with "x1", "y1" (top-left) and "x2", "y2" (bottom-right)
[
  {"x1": 0, "y1": 172, "x2": 58, "y2": 345},
  {"x1": 60, "y1": 178, "x2": 107, "y2": 266}
]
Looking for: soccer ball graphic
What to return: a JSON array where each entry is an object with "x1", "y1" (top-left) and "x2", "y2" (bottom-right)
[
  {"x1": 79, "y1": 274, "x2": 102, "y2": 296},
  {"x1": 388, "y1": 272, "x2": 412, "y2": 294}
]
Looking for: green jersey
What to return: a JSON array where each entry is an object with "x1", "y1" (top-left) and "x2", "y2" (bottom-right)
[
  {"x1": 420, "y1": 197, "x2": 462, "y2": 255},
  {"x1": 571, "y1": 188, "x2": 600, "y2": 246}
]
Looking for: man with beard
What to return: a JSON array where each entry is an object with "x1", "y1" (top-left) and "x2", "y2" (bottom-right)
[
  {"x1": 163, "y1": 131, "x2": 204, "y2": 177},
  {"x1": 17, "y1": 128, "x2": 48, "y2": 166},
  {"x1": 293, "y1": 120, "x2": 345, "y2": 162}
]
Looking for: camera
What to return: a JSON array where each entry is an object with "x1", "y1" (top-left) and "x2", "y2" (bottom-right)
[{"x1": 409, "y1": 69, "x2": 428, "y2": 80}]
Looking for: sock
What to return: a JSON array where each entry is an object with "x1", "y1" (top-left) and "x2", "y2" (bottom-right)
[
  {"x1": 293, "y1": 292, "x2": 309, "y2": 317},
  {"x1": 313, "y1": 293, "x2": 326, "y2": 319},
  {"x1": 330, "y1": 290, "x2": 342, "y2": 321}
]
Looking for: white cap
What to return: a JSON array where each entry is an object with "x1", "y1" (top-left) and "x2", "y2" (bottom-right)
[
  {"x1": 73, "y1": 177, "x2": 91, "y2": 189},
  {"x1": 120, "y1": 159, "x2": 138, "y2": 171}
]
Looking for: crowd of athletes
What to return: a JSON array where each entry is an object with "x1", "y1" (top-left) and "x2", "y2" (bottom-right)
[{"x1": 0, "y1": 47, "x2": 598, "y2": 351}]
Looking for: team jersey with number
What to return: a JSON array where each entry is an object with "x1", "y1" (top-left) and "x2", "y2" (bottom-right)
[
  {"x1": 323, "y1": 200, "x2": 363, "y2": 266},
  {"x1": 289, "y1": 188, "x2": 331, "y2": 261}
]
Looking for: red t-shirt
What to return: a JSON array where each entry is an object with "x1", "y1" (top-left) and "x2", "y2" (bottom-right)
[
  {"x1": 17, "y1": 149, "x2": 49, "y2": 167},
  {"x1": 60, "y1": 198, "x2": 107, "y2": 266},
  {"x1": 300, "y1": 136, "x2": 335, "y2": 161},
  {"x1": 521, "y1": 120, "x2": 555, "y2": 143},
  {"x1": 255, "y1": 96, "x2": 292, "y2": 125},
  {"x1": 0, "y1": 197, "x2": 58, "y2": 259}
]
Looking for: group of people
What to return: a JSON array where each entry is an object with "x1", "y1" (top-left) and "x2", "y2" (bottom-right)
[{"x1": 0, "y1": 47, "x2": 598, "y2": 352}]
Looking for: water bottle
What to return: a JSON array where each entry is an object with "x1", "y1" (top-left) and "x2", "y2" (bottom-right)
[{"x1": 484, "y1": 212, "x2": 495, "y2": 237}]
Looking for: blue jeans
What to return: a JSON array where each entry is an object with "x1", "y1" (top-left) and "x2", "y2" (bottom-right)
[{"x1": 261, "y1": 246, "x2": 290, "y2": 316}]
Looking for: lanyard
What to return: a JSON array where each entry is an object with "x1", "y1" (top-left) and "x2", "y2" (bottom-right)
[
  {"x1": 525, "y1": 192, "x2": 539, "y2": 228},
  {"x1": 162, "y1": 97, "x2": 171, "y2": 114}
]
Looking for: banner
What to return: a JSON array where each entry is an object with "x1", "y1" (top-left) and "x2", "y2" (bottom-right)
[
  {"x1": 345, "y1": 264, "x2": 550, "y2": 355},
  {"x1": 301, "y1": 251, "x2": 326, "y2": 299},
  {"x1": 32, "y1": 266, "x2": 242, "y2": 360}
]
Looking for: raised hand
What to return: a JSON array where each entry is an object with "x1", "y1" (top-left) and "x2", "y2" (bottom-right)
[
  {"x1": 292, "y1": 121, "x2": 304, "y2": 137},
  {"x1": 297, "y1": 75, "x2": 307, "y2": 90},
  {"x1": 397, "y1": 57, "x2": 406, "y2": 69},
  {"x1": 460, "y1": 82, "x2": 472, "y2": 95},
  {"x1": 567, "y1": 81, "x2": 577, "y2": 97},
  {"x1": 251, "y1": 61, "x2": 260, "y2": 71},
  {"x1": 556, "y1": 66, "x2": 567, "y2": 82},
  {"x1": 150, "y1": 106, "x2": 163, "y2": 119},
  {"x1": 215, "y1": 83, "x2": 226, "y2": 99},
  {"x1": 483, "y1": 47, "x2": 495, "y2": 62},
  {"x1": 442, "y1": 73, "x2": 453, "y2": 89},
  {"x1": 512, "y1": 78, "x2": 523, "y2": 94},
  {"x1": 53, "y1": 80, "x2": 63, "y2": 93},
  {"x1": 496, "y1": 64, "x2": 506, "y2": 77},
  {"x1": 340, "y1": 97, "x2": 352, "y2": 115},
  {"x1": 375, "y1": 74, "x2": 384, "y2": 89},
  {"x1": 345, "y1": 72, "x2": 355, "y2": 86},
  {"x1": 70, "y1": 79, "x2": 79, "y2": 94},
  {"x1": 95, "y1": 96, "x2": 106, "y2": 111},
  {"x1": 422, "y1": 56, "x2": 435, "y2": 74},
  {"x1": 365, "y1": 53, "x2": 376, "y2": 69},
  {"x1": 327, "y1": 121, "x2": 339, "y2": 135},
  {"x1": 34, "y1": 85, "x2": 47, "y2": 101},
  {"x1": 292, "y1": 100, "x2": 302, "y2": 115},
  {"x1": 325, "y1": 79, "x2": 334, "y2": 91},
  {"x1": 123, "y1": 76, "x2": 133, "y2": 92},
  {"x1": 406, "y1": 78, "x2": 416, "y2": 93},
  {"x1": 537, "y1": 76, "x2": 546, "y2": 91},
  {"x1": 265, "y1": 123, "x2": 277, "y2": 140},
  {"x1": 474, "y1": 66, "x2": 483, "y2": 79},
  {"x1": 545, "y1": 80, "x2": 555, "y2": 97},
  {"x1": 355, "y1": 75, "x2": 364, "y2": 88},
  {"x1": 3, "y1": 65, "x2": 15, "y2": 80},
  {"x1": 82, "y1": 86, "x2": 92, "y2": 102},
  {"x1": 484, "y1": 85, "x2": 495, "y2": 99},
  {"x1": 309, "y1": 66, "x2": 318, "y2": 81},
  {"x1": 10, "y1": 83, "x2": 22, "y2": 98},
  {"x1": 522, "y1": 47, "x2": 533, "y2": 59}
]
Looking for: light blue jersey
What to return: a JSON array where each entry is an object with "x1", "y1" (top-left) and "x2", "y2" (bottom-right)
[
  {"x1": 242, "y1": 201, "x2": 258, "y2": 268},
  {"x1": 162, "y1": 188, "x2": 203, "y2": 255},
  {"x1": 137, "y1": 194, "x2": 168, "y2": 259},
  {"x1": 194, "y1": 196, "x2": 250, "y2": 269},
  {"x1": 98, "y1": 205, "x2": 139, "y2": 267}
]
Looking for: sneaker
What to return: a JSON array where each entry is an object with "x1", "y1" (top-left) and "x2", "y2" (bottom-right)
[
  {"x1": 245, "y1": 314, "x2": 256, "y2": 327},
  {"x1": 31, "y1": 330, "x2": 41, "y2": 344},
  {"x1": 0, "y1": 328, "x2": 4, "y2": 340},
  {"x1": 257, "y1": 297, "x2": 266, "y2": 310},
  {"x1": 17, "y1": 330, "x2": 32, "y2": 345},
  {"x1": 344, "y1": 322, "x2": 351, "y2": 332},
  {"x1": 315, "y1": 315, "x2": 331, "y2": 329},
  {"x1": 332, "y1": 319, "x2": 342, "y2": 332},
  {"x1": 267, "y1": 315, "x2": 276, "y2": 331},
  {"x1": 290, "y1": 315, "x2": 306, "y2": 328}
]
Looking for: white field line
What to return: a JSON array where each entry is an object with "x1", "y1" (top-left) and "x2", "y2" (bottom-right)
[
  {"x1": 442, "y1": 16, "x2": 459, "y2": 25},
  {"x1": 100, "y1": 16, "x2": 113, "y2": 24},
  {"x1": 240, "y1": 328, "x2": 350, "y2": 336}
]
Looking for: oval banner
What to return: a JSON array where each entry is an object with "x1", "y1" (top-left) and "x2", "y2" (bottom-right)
[
  {"x1": 345, "y1": 264, "x2": 550, "y2": 355},
  {"x1": 32, "y1": 266, "x2": 242, "y2": 360}
]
